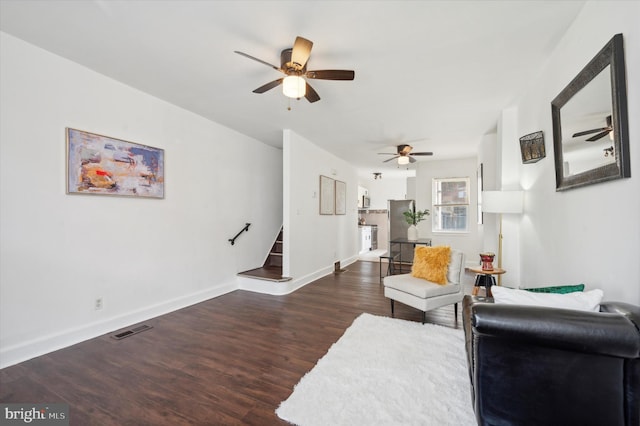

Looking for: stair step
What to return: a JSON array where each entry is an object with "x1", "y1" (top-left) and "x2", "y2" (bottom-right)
[
  {"x1": 238, "y1": 267, "x2": 291, "y2": 282},
  {"x1": 268, "y1": 256, "x2": 282, "y2": 267},
  {"x1": 238, "y1": 274, "x2": 292, "y2": 283},
  {"x1": 263, "y1": 227, "x2": 284, "y2": 269}
]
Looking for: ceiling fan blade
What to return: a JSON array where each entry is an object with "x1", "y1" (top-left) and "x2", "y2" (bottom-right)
[
  {"x1": 304, "y1": 82, "x2": 320, "y2": 103},
  {"x1": 291, "y1": 36, "x2": 313, "y2": 68},
  {"x1": 234, "y1": 51, "x2": 282, "y2": 72},
  {"x1": 306, "y1": 70, "x2": 355, "y2": 80},
  {"x1": 377, "y1": 153, "x2": 396, "y2": 155},
  {"x1": 409, "y1": 156, "x2": 417, "y2": 163},
  {"x1": 253, "y1": 78, "x2": 284, "y2": 93},
  {"x1": 411, "y1": 152, "x2": 434, "y2": 156},
  {"x1": 383, "y1": 155, "x2": 400, "y2": 163},
  {"x1": 585, "y1": 130, "x2": 611, "y2": 142},
  {"x1": 572, "y1": 127, "x2": 608, "y2": 138}
]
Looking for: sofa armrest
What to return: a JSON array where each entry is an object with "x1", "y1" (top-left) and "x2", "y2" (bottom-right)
[
  {"x1": 601, "y1": 301, "x2": 640, "y2": 327},
  {"x1": 470, "y1": 302, "x2": 640, "y2": 358}
]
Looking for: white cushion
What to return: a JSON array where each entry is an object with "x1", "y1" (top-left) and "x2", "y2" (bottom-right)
[
  {"x1": 383, "y1": 274, "x2": 460, "y2": 298},
  {"x1": 492, "y1": 286, "x2": 603, "y2": 312},
  {"x1": 447, "y1": 249, "x2": 464, "y2": 285}
]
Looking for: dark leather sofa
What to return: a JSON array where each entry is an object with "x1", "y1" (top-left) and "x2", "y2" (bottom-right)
[{"x1": 462, "y1": 295, "x2": 640, "y2": 426}]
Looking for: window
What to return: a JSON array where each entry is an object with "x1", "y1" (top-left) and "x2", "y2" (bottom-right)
[{"x1": 432, "y1": 177, "x2": 470, "y2": 233}]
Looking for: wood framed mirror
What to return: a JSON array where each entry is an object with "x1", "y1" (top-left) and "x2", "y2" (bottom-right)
[{"x1": 551, "y1": 33, "x2": 630, "y2": 191}]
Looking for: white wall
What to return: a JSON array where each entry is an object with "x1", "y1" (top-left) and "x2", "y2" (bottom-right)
[
  {"x1": 283, "y1": 130, "x2": 359, "y2": 286},
  {"x1": 406, "y1": 176, "x2": 416, "y2": 201},
  {"x1": 478, "y1": 132, "x2": 498, "y2": 258},
  {"x1": 492, "y1": 109, "x2": 524, "y2": 285},
  {"x1": 0, "y1": 33, "x2": 283, "y2": 367},
  {"x1": 499, "y1": 1, "x2": 640, "y2": 303},
  {"x1": 365, "y1": 176, "x2": 409, "y2": 209}
]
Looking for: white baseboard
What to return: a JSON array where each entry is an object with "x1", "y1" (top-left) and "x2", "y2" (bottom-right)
[
  {"x1": 342, "y1": 255, "x2": 359, "y2": 267},
  {"x1": 0, "y1": 281, "x2": 237, "y2": 369}
]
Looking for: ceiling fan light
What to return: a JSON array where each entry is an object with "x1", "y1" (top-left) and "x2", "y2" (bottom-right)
[
  {"x1": 397, "y1": 156, "x2": 410, "y2": 165},
  {"x1": 283, "y1": 76, "x2": 306, "y2": 98}
]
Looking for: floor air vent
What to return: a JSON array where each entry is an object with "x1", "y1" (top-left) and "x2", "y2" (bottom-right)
[{"x1": 111, "y1": 324, "x2": 153, "y2": 340}]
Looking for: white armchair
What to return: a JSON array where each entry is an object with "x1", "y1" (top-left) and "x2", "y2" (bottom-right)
[{"x1": 383, "y1": 249, "x2": 465, "y2": 323}]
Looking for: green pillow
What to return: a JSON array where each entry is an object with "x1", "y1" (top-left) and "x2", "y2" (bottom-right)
[{"x1": 524, "y1": 284, "x2": 585, "y2": 294}]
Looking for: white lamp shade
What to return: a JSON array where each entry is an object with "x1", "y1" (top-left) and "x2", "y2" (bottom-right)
[
  {"x1": 397, "y1": 156, "x2": 410, "y2": 165},
  {"x1": 283, "y1": 76, "x2": 306, "y2": 98},
  {"x1": 482, "y1": 191, "x2": 523, "y2": 214}
]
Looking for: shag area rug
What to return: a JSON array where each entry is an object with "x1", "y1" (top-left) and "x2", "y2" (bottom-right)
[{"x1": 276, "y1": 313, "x2": 475, "y2": 426}]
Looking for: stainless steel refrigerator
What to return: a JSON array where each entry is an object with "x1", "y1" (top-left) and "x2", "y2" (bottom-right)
[{"x1": 388, "y1": 199, "x2": 415, "y2": 264}]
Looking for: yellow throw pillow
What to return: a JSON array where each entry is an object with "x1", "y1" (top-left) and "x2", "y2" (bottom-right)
[{"x1": 411, "y1": 246, "x2": 451, "y2": 285}]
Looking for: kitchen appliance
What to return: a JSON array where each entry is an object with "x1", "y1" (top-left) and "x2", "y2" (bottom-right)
[
  {"x1": 371, "y1": 226, "x2": 378, "y2": 250},
  {"x1": 388, "y1": 199, "x2": 415, "y2": 263},
  {"x1": 362, "y1": 196, "x2": 370, "y2": 208}
]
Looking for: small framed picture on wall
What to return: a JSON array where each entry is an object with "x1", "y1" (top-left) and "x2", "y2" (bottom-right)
[{"x1": 319, "y1": 175, "x2": 335, "y2": 215}]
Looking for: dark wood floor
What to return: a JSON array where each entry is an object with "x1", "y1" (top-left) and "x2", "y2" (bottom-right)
[{"x1": 0, "y1": 261, "x2": 460, "y2": 425}]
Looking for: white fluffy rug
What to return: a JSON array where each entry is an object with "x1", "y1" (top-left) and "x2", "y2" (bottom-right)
[{"x1": 276, "y1": 313, "x2": 476, "y2": 426}]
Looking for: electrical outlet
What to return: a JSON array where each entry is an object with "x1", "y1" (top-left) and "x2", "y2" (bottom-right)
[{"x1": 95, "y1": 298, "x2": 103, "y2": 310}]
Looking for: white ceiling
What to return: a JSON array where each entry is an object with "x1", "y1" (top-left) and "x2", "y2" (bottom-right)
[{"x1": 0, "y1": 0, "x2": 585, "y2": 177}]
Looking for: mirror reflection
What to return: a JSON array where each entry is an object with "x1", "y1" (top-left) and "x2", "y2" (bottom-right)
[{"x1": 560, "y1": 65, "x2": 614, "y2": 177}]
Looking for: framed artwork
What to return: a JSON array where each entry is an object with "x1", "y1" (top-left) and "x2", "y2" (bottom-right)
[
  {"x1": 319, "y1": 175, "x2": 335, "y2": 215},
  {"x1": 66, "y1": 128, "x2": 164, "y2": 198},
  {"x1": 335, "y1": 180, "x2": 346, "y2": 215},
  {"x1": 477, "y1": 163, "x2": 483, "y2": 225}
]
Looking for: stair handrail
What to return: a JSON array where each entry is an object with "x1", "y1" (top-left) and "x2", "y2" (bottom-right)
[{"x1": 229, "y1": 223, "x2": 251, "y2": 245}]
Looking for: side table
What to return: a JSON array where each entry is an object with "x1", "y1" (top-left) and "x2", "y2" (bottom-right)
[
  {"x1": 389, "y1": 238, "x2": 432, "y2": 274},
  {"x1": 468, "y1": 267, "x2": 506, "y2": 297},
  {"x1": 379, "y1": 254, "x2": 398, "y2": 283}
]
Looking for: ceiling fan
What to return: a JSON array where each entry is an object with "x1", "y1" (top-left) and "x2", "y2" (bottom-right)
[
  {"x1": 234, "y1": 36, "x2": 355, "y2": 103},
  {"x1": 378, "y1": 144, "x2": 433, "y2": 164},
  {"x1": 572, "y1": 115, "x2": 613, "y2": 141}
]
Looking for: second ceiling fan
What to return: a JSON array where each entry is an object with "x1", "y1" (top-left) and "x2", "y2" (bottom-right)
[
  {"x1": 235, "y1": 36, "x2": 355, "y2": 103},
  {"x1": 572, "y1": 115, "x2": 613, "y2": 142},
  {"x1": 379, "y1": 144, "x2": 433, "y2": 164}
]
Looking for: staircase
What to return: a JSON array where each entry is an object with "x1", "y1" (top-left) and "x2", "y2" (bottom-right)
[
  {"x1": 237, "y1": 228, "x2": 291, "y2": 282},
  {"x1": 264, "y1": 228, "x2": 283, "y2": 269}
]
